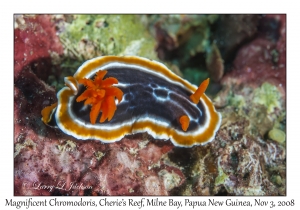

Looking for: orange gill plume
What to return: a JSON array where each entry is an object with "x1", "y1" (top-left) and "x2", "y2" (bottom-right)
[{"x1": 76, "y1": 70, "x2": 123, "y2": 124}]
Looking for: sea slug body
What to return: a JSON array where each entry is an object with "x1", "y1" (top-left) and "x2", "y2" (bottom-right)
[{"x1": 41, "y1": 56, "x2": 221, "y2": 147}]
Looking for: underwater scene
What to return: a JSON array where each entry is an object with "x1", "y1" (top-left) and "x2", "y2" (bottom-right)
[{"x1": 14, "y1": 14, "x2": 286, "y2": 196}]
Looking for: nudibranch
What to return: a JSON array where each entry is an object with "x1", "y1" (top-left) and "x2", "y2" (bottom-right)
[{"x1": 41, "y1": 56, "x2": 221, "y2": 147}]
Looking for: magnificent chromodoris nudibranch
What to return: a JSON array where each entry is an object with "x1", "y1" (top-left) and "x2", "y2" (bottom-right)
[{"x1": 41, "y1": 56, "x2": 221, "y2": 147}]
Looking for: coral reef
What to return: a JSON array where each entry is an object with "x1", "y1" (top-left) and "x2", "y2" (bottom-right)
[
  {"x1": 14, "y1": 14, "x2": 286, "y2": 196},
  {"x1": 146, "y1": 14, "x2": 219, "y2": 85},
  {"x1": 57, "y1": 15, "x2": 158, "y2": 60},
  {"x1": 184, "y1": 14, "x2": 286, "y2": 195},
  {"x1": 15, "y1": 79, "x2": 185, "y2": 195},
  {"x1": 52, "y1": 14, "x2": 158, "y2": 89},
  {"x1": 222, "y1": 14, "x2": 286, "y2": 91},
  {"x1": 14, "y1": 14, "x2": 184, "y2": 196}
]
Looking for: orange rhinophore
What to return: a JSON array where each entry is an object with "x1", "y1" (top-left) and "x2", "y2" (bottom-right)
[
  {"x1": 190, "y1": 78, "x2": 210, "y2": 104},
  {"x1": 179, "y1": 115, "x2": 190, "y2": 131}
]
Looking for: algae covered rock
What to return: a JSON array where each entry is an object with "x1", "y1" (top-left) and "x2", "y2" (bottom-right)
[
  {"x1": 48, "y1": 14, "x2": 159, "y2": 90},
  {"x1": 268, "y1": 128, "x2": 286, "y2": 144},
  {"x1": 253, "y1": 82, "x2": 282, "y2": 114},
  {"x1": 58, "y1": 15, "x2": 158, "y2": 61}
]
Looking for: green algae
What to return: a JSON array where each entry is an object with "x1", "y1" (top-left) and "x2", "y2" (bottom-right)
[
  {"x1": 271, "y1": 174, "x2": 283, "y2": 186},
  {"x1": 253, "y1": 82, "x2": 282, "y2": 113},
  {"x1": 268, "y1": 113, "x2": 286, "y2": 144},
  {"x1": 60, "y1": 15, "x2": 158, "y2": 61},
  {"x1": 52, "y1": 15, "x2": 159, "y2": 90},
  {"x1": 227, "y1": 92, "x2": 246, "y2": 109},
  {"x1": 268, "y1": 128, "x2": 286, "y2": 144},
  {"x1": 222, "y1": 82, "x2": 285, "y2": 138},
  {"x1": 215, "y1": 165, "x2": 229, "y2": 186}
]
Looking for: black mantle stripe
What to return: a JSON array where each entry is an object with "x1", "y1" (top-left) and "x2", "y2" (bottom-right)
[{"x1": 70, "y1": 66, "x2": 208, "y2": 132}]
